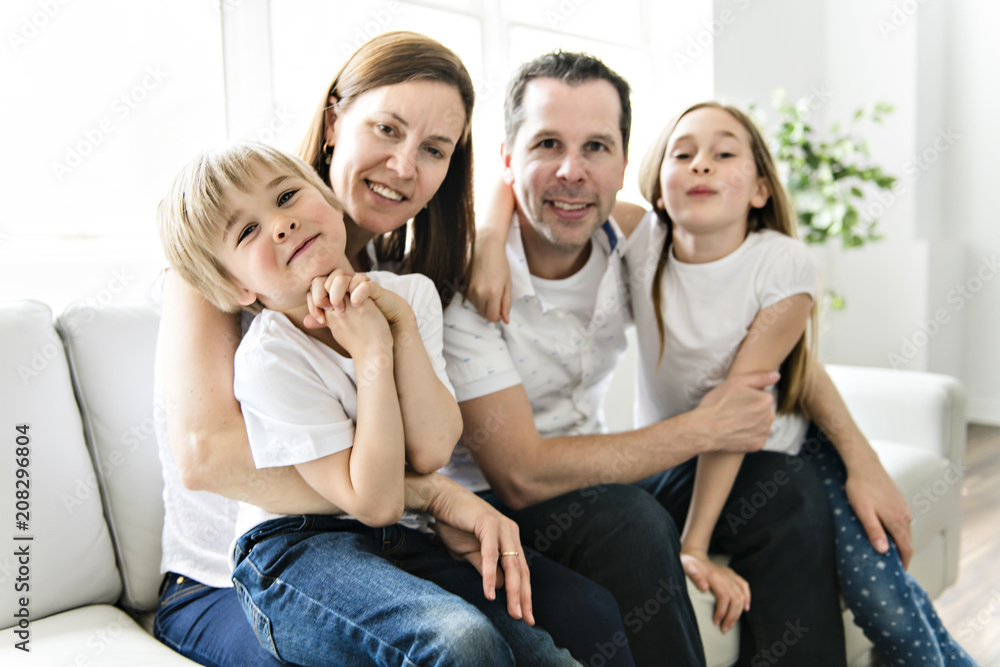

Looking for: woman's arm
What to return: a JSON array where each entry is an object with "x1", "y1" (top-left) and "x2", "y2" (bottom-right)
[
  {"x1": 160, "y1": 270, "x2": 336, "y2": 513},
  {"x1": 404, "y1": 471, "x2": 534, "y2": 624}
]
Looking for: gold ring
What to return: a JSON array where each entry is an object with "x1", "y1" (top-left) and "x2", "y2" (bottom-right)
[{"x1": 500, "y1": 551, "x2": 520, "y2": 557}]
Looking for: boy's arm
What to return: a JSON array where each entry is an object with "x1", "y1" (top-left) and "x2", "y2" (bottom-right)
[
  {"x1": 356, "y1": 275, "x2": 461, "y2": 473},
  {"x1": 293, "y1": 298, "x2": 406, "y2": 527},
  {"x1": 160, "y1": 269, "x2": 338, "y2": 514}
]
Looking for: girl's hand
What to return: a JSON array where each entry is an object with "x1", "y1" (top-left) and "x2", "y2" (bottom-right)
[
  {"x1": 680, "y1": 550, "x2": 750, "y2": 634},
  {"x1": 468, "y1": 229, "x2": 512, "y2": 324},
  {"x1": 843, "y1": 455, "x2": 914, "y2": 568}
]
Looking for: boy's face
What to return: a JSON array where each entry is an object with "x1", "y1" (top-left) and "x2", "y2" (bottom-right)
[{"x1": 216, "y1": 164, "x2": 348, "y2": 313}]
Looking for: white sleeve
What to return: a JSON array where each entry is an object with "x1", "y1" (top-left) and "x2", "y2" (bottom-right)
[
  {"x1": 234, "y1": 329, "x2": 355, "y2": 469},
  {"x1": 442, "y1": 297, "x2": 522, "y2": 403},
  {"x1": 756, "y1": 237, "x2": 817, "y2": 309}
]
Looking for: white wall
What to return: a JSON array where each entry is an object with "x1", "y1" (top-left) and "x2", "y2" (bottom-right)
[
  {"x1": 949, "y1": 0, "x2": 1000, "y2": 424},
  {"x1": 705, "y1": 0, "x2": 1000, "y2": 425}
]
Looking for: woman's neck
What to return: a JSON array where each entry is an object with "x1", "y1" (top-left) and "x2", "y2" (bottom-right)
[
  {"x1": 671, "y1": 221, "x2": 749, "y2": 264},
  {"x1": 344, "y1": 217, "x2": 377, "y2": 266}
]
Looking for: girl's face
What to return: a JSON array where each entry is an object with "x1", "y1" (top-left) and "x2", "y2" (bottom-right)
[
  {"x1": 659, "y1": 107, "x2": 769, "y2": 238},
  {"x1": 324, "y1": 79, "x2": 467, "y2": 241}
]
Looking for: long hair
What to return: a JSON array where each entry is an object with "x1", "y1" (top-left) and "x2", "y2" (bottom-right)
[
  {"x1": 297, "y1": 31, "x2": 475, "y2": 306},
  {"x1": 637, "y1": 101, "x2": 817, "y2": 416}
]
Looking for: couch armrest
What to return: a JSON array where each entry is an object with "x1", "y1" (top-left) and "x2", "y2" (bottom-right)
[{"x1": 825, "y1": 364, "x2": 967, "y2": 467}]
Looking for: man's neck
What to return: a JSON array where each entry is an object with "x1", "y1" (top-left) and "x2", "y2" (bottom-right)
[{"x1": 518, "y1": 212, "x2": 596, "y2": 281}]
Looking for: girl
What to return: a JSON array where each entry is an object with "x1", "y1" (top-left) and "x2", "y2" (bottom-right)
[{"x1": 631, "y1": 101, "x2": 975, "y2": 666}]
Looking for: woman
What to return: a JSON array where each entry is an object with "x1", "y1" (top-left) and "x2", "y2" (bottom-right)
[{"x1": 153, "y1": 31, "x2": 630, "y2": 667}]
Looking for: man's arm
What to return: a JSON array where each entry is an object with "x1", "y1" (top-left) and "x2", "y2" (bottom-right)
[{"x1": 459, "y1": 372, "x2": 778, "y2": 510}]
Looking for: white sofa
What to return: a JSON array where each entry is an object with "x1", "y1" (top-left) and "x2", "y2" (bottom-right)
[{"x1": 0, "y1": 299, "x2": 967, "y2": 666}]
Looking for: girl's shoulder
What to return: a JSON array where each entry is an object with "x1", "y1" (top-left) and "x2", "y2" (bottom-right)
[{"x1": 747, "y1": 229, "x2": 813, "y2": 260}]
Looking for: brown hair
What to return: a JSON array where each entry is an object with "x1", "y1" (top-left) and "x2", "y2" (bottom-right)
[
  {"x1": 637, "y1": 102, "x2": 816, "y2": 416},
  {"x1": 298, "y1": 31, "x2": 475, "y2": 306}
]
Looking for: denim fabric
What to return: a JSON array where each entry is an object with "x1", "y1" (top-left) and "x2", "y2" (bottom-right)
[
  {"x1": 483, "y1": 483, "x2": 705, "y2": 667},
  {"x1": 154, "y1": 574, "x2": 285, "y2": 667},
  {"x1": 231, "y1": 515, "x2": 593, "y2": 667},
  {"x1": 636, "y1": 449, "x2": 847, "y2": 666},
  {"x1": 810, "y1": 429, "x2": 978, "y2": 666}
]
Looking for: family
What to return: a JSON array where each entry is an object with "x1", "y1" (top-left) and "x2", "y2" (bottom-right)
[{"x1": 152, "y1": 31, "x2": 975, "y2": 667}]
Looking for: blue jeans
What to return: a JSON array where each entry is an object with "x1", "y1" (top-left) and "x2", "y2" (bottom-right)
[
  {"x1": 230, "y1": 514, "x2": 627, "y2": 666},
  {"x1": 484, "y1": 483, "x2": 705, "y2": 667},
  {"x1": 155, "y1": 573, "x2": 284, "y2": 667},
  {"x1": 808, "y1": 427, "x2": 978, "y2": 666}
]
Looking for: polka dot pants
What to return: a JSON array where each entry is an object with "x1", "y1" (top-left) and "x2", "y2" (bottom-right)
[{"x1": 812, "y1": 440, "x2": 977, "y2": 666}]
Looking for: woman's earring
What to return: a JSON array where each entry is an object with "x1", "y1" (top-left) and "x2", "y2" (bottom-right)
[{"x1": 322, "y1": 141, "x2": 333, "y2": 165}]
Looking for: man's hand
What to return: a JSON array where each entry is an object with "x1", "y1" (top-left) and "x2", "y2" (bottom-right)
[{"x1": 697, "y1": 371, "x2": 779, "y2": 454}]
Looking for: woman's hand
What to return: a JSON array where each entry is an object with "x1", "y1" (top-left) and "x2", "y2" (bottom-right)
[
  {"x1": 425, "y1": 477, "x2": 534, "y2": 624},
  {"x1": 680, "y1": 549, "x2": 750, "y2": 634}
]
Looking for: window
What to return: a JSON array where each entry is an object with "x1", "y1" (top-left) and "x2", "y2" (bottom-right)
[{"x1": 1, "y1": 0, "x2": 710, "y2": 313}]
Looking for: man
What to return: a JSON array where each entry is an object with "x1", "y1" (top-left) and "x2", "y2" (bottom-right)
[{"x1": 443, "y1": 52, "x2": 852, "y2": 665}]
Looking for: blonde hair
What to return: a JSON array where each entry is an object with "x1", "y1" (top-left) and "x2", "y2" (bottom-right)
[
  {"x1": 157, "y1": 142, "x2": 343, "y2": 313},
  {"x1": 637, "y1": 101, "x2": 816, "y2": 416},
  {"x1": 298, "y1": 31, "x2": 475, "y2": 306}
]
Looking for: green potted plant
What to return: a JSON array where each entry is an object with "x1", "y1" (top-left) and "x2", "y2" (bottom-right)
[{"x1": 752, "y1": 90, "x2": 898, "y2": 307}]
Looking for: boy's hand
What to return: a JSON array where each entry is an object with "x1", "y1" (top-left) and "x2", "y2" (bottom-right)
[
  {"x1": 680, "y1": 549, "x2": 750, "y2": 634},
  {"x1": 305, "y1": 270, "x2": 376, "y2": 326}
]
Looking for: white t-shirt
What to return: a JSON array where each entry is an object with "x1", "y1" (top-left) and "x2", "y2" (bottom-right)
[
  {"x1": 233, "y1": 271, "x2": 454, "y2": 540},
  {"x1": 442, "y1": 214, "x2": 630, "y2": 491},
  {"x1": 626, "y1": 212, "x2": 816, "y2": 455},
  {"x1": 155, "y1": 266, "x2": 451, "y2": 588}
]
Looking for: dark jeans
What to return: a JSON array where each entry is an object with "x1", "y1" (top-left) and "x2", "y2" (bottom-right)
[
  {"x1": 637, "y1": 449, "x2": 847, "y2": 666},
  {"x1": 485, "y1": 447, "x2": 848, "y2": 667},
  {"x1": 482, "y1": 484, "x2": 706, "y2": 667}
]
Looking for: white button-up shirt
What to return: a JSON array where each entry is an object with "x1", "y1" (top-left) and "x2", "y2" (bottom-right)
[{"x1": 443, "y1": 213, "x2": 631, "y2": 442}]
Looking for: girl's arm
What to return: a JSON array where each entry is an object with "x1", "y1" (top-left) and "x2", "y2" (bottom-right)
[
  {"x1": 160, "y1": 270, "x2": 337, "y2": 514},
  {"x1": 681, "y1": 292, "x2": 813, "y2": 632},
  {"x1": 294, "y1": 297, "x2": 406, "y2": 526},
  {"x1": 468, "y1": 178, "x2": 516, "y2": 323},
  {"x1": 804, "y1": 364, "x2": 914, "y2": 567}
]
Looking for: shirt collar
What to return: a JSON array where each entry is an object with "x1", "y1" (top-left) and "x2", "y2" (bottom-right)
[{"x1": 507, "y1": 212, "x2": 626, "y2": 309}]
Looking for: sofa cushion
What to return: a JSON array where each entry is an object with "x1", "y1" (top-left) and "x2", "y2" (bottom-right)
[
  {"x1": 57, "y1": 302, "x2": 164, "y2": 612},
  {"x1": 0, "y1": 301, "x2": 121, "y2": 629},
  {"x1": 0, "y1": 605, "x2": 199, "y2": 665}
]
